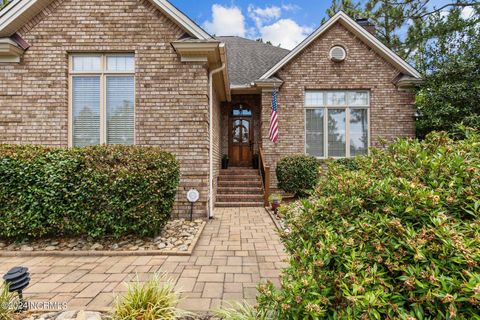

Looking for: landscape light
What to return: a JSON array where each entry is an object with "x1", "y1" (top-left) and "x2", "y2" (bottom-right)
[{"x1": 3, "y1": 266, "x2": 30, "y2": 311}]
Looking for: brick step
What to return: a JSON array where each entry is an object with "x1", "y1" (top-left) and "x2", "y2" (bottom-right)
[
  {"x1": 217, "y1": 187, "x2": 263, "y2": 195},
  {"x1": 221, "y1": 168, "x2": 259, "y2": 174},
  {"x1": 216, "y1": 202, "x2": 264, "y2": 208},
  {"x1": 216, "y1": 194, "x2": 264, "y2": 202},
  {"x1": 218, "y1": 175, "x2": 261, "y2": 181},
  {"x1": 218, "y1": 181, "x2": 262, "y2": 188}
]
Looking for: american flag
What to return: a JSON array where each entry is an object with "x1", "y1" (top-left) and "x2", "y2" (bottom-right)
[{"x1": 269, "y1": 89, "x2": 279, "y2": 143}]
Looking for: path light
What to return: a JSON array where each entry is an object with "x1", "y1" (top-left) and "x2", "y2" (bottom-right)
[
  {"x1": 3, "y1": 266, "x2": 30, "y2": 311},
  {"x1": 187, "y1": 189, "x2": 200, "y2": 222}
]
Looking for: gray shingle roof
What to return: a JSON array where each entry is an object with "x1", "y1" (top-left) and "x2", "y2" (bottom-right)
[{"x1": 216, "y1": 36, "x2": 290, "y2": 87}]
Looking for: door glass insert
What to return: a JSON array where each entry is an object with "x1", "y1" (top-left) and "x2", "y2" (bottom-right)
[{"x1": 232, "y1": 120, "x2": 250, "y2": 144}]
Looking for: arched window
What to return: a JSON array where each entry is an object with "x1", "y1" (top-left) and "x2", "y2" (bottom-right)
[{"x1": 231, "y1": 104, "x2": 252, "y2": 117}]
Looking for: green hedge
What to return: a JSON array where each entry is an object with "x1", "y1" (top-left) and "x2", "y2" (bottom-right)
[
  {"x1": 276, "y1": 155, "x2": 320, "y2": 197},
  {"x1": 0, "y1": 145, "x2": 180, "y2": 240},
  {"x1": 258, "y1": 130, "x2": 480, "y2": 319}
]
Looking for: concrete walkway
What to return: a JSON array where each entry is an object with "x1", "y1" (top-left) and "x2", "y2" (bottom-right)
[{"x1": 0, "y1": 207, "x2": 287, "y2": 313}]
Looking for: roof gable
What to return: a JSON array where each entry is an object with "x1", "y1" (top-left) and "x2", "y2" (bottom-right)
[
  {"x1": 260, "y1": 11, "x2": 421, "y2": 80},
  {"x1": 0, "y1": 0, "x2": 211, "y2": 39}
]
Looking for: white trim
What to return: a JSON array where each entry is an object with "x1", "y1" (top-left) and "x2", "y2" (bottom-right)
[
  {"x1": 304, "y1": 90, "x2": 370, "y2": 159},
  {"x1": 149, "y1": 0, "x2": 211, "y2": 39},
  {"x1": 0, "y1": 0, "x2": 211, "y2": 39},
  {"x1": 0, "y1": 37, "x2": 24, "y2": 62},
  {"x1": 69, "y1": 53, "x2": 136, "y2": 147},
  {"x1": 260, "y1": 11, "x2": 421, "y2": 80},
  {"x1": 208, "y1": 62, "x2": 226, "y2": 219}
]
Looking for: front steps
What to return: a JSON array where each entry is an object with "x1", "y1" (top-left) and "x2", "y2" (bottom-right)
[{"x1": 216, "y1": 167, "x2": 264, "y2": 207}]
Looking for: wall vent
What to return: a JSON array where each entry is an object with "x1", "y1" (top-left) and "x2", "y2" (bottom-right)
[{"x1": 329, "y1": 46, "x2": 346, "y2": 62}]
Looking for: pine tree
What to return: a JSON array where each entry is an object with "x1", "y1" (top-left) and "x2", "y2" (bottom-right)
[
  {"x1": 323, "y1": 0, "x2": 478, "y2": 61},
  {"x1": 322, "y1": 0, "x2": 363, "y2": 23}
]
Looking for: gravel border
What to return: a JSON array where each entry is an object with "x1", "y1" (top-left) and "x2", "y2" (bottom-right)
[
  {"x1": 265, "y1": 208, "x2": 286, "y2": 231},
  {"x1": 0, "y1": 221, "x2": 206, "y2": 257}
]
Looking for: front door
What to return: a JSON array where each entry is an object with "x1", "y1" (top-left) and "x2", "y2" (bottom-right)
[{"x1": 229, "y1": 105, "x2": 253, "y2": 167}]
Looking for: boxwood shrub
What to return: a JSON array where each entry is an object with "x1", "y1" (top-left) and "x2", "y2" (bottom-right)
[
  {"x1": 0, "y1": 145, "x2": 180, "y2": 240},
  {"x1": 258, "y1": 130, "x2": 480, "y2": 319},
  {"x1": 276, "y1": 155, "x2": 320, "y2": 197}
]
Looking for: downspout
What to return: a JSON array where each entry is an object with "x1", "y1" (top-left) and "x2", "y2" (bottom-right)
[{"x1": 208, "y1": 51, "x2": 226, "y2": 219}]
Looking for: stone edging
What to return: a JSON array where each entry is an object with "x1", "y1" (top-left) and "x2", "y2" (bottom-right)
[
  {"x1": 0, "y1": 221, "x2": 206, "y2": 257},
  {"x1": 265, "y1": 208, "x2": 284, "y2": 231}
]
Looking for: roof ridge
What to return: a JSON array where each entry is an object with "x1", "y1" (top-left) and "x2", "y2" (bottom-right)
[{"x1": 216, "y1": 36, "x2": 290, "y2": 51}]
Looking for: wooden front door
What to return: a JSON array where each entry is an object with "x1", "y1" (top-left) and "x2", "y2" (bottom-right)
[{"x1": 229, "y1": 106, "x2": 253, "y2": 167}]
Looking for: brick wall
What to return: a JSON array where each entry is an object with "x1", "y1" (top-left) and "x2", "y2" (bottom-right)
[
  {"x1": 0, "y1": 0, "x2": 211, "y2": 218},
  {"x1": 261, "y1": 22, "x2": 416, "y2": 188}
]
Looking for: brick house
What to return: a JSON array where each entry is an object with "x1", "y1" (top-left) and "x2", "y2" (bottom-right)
[{"x1": 0, "y1": 0, "x2": 421, "y2": 218}]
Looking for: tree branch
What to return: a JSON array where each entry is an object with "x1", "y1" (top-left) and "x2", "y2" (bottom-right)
[{"x1": 411, "y1": 2, "x2": 480, "y2": 19}]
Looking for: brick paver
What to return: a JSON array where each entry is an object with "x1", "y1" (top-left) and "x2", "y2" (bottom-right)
[{"x1": 0, "y1": 207, "x2": 287, "y2": 312}]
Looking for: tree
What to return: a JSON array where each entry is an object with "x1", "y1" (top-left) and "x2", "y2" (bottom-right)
[
  {"x1": 324, "y1": 0, "x2": 479, "y2": 60},
  {"x1": 255, "y1": 38, "x2": 273, "y2": 45},
  {"x1": 415, "y1": 8, "x2": 480, "y2": 137},
  {"x1": 365, "y1": 0, "x2": 430, "y2": 59},
  {"x1": 322, "y1": 0, "x2": 364, "y2": 23},
  {"x1": 1, "y1": 0, "x2": 9, "y2": 9}
]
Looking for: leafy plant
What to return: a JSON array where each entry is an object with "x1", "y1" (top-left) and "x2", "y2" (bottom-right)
[
  {"x1": 0, "y1": 145, "x2": 180, "y2": 239},
  {"x1": 268, "y1": 193, "x2": 283, "y2": 204},
  {"x1": 333, "y1": 157, "x2": 360, "y2": 171},
  {"x1": 215, "y1": 301, "x2": 270, "y2": 320},
  {"x1": 222, "y1": 154, "x2": 229, "y2": 161},
  {"x1": 113, "y1": 273, "x2": 186, "y2": 320},
  {"x1": 276, "y1": 155, "x2": 320, "y2": 197},
  {"x1": 0, "y1": 281, "x2": 17, "y2": 319},
  {"x1": 258, "y1": 130, "x2": 480, "y2": 319},
  {"x1": 415, "y1": 10, "x2": 480, "y2": 138}
]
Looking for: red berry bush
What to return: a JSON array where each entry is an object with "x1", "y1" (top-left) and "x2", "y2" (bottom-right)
[{"x1": 258, "y1": 130, "x2": 480, "y2": 319}]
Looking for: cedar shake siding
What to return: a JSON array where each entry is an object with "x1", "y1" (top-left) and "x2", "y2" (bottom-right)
[
  {"x1": 261, "y1": 22, "x2": 416, "y2": 189},
  {"x1": 0, "y1": 0, "x2": 212, "y2": 218}
]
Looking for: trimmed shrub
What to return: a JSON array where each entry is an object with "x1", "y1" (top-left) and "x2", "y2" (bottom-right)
[
  {"x1": 0, "y1": 145, "x2": 180, "y2": 239},
  {"x1": 258, "y1": 130, "x2": 480, "y2": 319},
  {"x1": 276, "y1": 155, "x2": 320, "y2": 197}
]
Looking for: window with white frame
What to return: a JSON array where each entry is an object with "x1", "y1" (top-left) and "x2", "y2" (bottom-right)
[
  {"x1": 305, "y1": 90, "x2": 369, "y2": 158},
  {"x1": 69, "y1": 54, "x2": 135, "y2": 147}
]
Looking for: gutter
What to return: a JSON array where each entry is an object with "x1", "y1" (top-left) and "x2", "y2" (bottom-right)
[{"x1": 208, "y1": 43, "x2": 226, "y2": 219}]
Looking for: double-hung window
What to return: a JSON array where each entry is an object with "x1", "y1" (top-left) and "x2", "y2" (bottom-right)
[
  {"x1": 69, "y1": 54, "x2": 135, "y2": 147},
  {"x1": 305, "y1": 90, "x2": 369, "y2": 158}
]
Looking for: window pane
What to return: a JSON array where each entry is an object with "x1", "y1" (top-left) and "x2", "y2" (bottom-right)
[
  {"x1": 241, "y1": 120, "x2": 250, "y2": 143},
  {"x1": 305, "y1": 92, "x2": 323, "y2": 106},
  {"x1": 350, "y1": 109, "x2": 368, "y2": 156},
  {"x1": 232, "y1": 105, "x2": 252, "y2": 116},
  {"x1": 328, "y1": 109, "x2": 346, "y2": 157},
  {"x1": 232, "y1": 120, "x2": 241, "y2": 143},
  {"x1": 306, "y1": 109, "x2": 324, "y2": 157},
  {"x1": 326, "y1": 91, "x2": 346, "y2": 106},
  {"x1": 72, "y1": 56, "x2": 101, "y2": 72},
  {"x1": 349, "y1": 91, "x2": 369, "y2": 106},
  {"x1": 107, "y1": 55, "x2": 135, "y2": 72},
  {"x1": 106, "y1": 76, "x2": 135, "y2": 145},
  {"x1": 72, "y1": 76, "x2": 100, "y2": 147}
]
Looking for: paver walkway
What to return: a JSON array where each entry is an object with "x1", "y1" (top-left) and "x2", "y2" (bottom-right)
[{"x1": 0, "y1": 207, "x2": 287, "y2": 313}]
